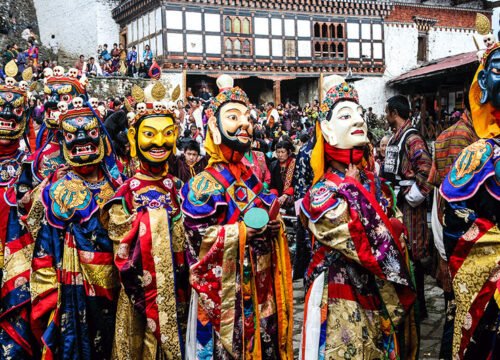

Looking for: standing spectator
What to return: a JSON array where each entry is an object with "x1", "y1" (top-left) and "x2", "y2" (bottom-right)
[
  {"x1": 118, "y1": 43, "x2": 126, "y2": 74},
  {"x1": 169, "y1": 140, "x2": 208, "y2": 183},
  {"x1": 21, "y1": 26, "x2": 35, "y2": 42},
  {"x1": 427, "y1": 97, "x2": 477, "y2": 360},
  {"x1": 266, "y1": 101, "x2": 280, "y2": 129},
  {"x1": 104, "y1": 99, "x2": 127, "y2": 141},
  {"x1": 143, "y1": 44, "x2": 153, "y2": 68},
  {"x1": 198, "y1": 85, "x2": 212, "y2": 105},
  {"x1": 126, "y1": 45, "x2": 137, "y2": 77},
  {"x1": 16, "y1": 47, "x2": 28, "y2": 73},
  {"x1": 74, "y1": 54, "x2": 85, "y2": 73},
  {"x1": 384, "y1": 94, "x2": 433, "y2": 319},
  {"x1": 101, "y1": 43, "x2": 111, "y2": 61},
  {"x1": 269, "y1": 140, "x2": 296, "y2": 210},
  {"x1": 27, "y1": 41, "x2": 38, "y2": 67},
  {"x1": 48, "y1": 34, "x2": 59, "y2": 60}
]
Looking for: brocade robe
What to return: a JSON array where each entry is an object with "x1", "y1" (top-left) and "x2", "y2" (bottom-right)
[
  {"x1": 28, "y1": 170, "x2": 119, "y2": 359},
  {"x1": 300, "y1": 170, "x2": 416, "y2": 360},
  {"x1": 17, "y1": 140, "x2": 64, "y2": 214},
  {"x1": 106, "y1": 171, "x2": 189, "y2": 359},
  {"x1": 440, "y1": 138, "x2": 500, "y2": 359},
  {"x1": 181, "y1": 163, "x2": 293, "y2": 360},
  {"x1": 0, "y1": 150, "x2": 37, "y2": 359}
]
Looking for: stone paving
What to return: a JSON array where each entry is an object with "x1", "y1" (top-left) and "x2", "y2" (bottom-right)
[{"x1": 292, "y1": 275, "x2": 446, "y2": 359}]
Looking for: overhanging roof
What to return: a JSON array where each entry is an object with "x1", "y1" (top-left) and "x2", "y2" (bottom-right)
[{"x1": 388, "y1": 51, "x2": 478, "y2": 86}]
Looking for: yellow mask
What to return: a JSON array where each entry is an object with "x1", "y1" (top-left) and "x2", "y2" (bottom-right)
[{"x1": 128, "y1": 115, "x2": 178, "y2": 164}]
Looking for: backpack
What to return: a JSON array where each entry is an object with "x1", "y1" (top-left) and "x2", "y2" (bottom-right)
[{"x1": 383, "y1": 127, "x2": 419, "y2": 183}]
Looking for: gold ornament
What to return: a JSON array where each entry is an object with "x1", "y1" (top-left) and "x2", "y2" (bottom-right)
[
  {"x1": 171, "y1": 84, "x2": 181, "y2": 102},
  {"x1": 476, "y1": 13, "x2": 491, "y2": 35},
  {"x1": 22, "y1": 67, "x2": 33, "y2": 82},
  {"x1": 151, "y1": 81, "x2": 166, "y2": 101},
  {"x1": 4, "y1": 60, "x2": 18, "y2": 77},
  {"x1": 131, "y1": 84, "x2": 145, "y2": 103},
  {"x1": 124, "y1": 97, "x2": 133, "y2": 112}
]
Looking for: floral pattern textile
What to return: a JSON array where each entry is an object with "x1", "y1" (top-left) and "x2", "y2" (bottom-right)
[{"x1": 300, "y1": 170, "x2": 417, "y2": 360}]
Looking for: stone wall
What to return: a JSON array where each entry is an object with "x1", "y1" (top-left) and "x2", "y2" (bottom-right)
[
  {"x1": 87, "y1": 72, "x2": 184, "y2": 102},
  {"x1": 33, "y1": 0, "x2": 119, "y2": 60}
]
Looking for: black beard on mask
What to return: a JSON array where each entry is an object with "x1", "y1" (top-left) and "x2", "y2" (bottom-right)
[{"x1": 216, "y1": 113, "x2": 252, "y2": 153}]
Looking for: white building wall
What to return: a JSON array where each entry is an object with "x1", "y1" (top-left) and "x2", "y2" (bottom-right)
[
  {"x1": 428, "y1": 28, "x2": 476, "y2": 60},
  {"x1": 384, "y1": 24, "x2": 419, "y2": 79},
  {"x1": 33, "y1": 0, "x2": 119, "y2": 58}
]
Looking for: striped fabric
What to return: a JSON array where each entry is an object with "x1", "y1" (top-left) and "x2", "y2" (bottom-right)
[{"x1": 428, "y1": 112, "x2": 478, "y2": 186}]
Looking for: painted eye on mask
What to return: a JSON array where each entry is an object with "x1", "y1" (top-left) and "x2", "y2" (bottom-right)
[
  {"x1": 13, "y1": 107, "x2": 23, "y2": 116},
  {"x1": 61, "y1": 95, "x2": 71, "y2": 102},
  {"x1": 89, "y1": 129, "x2": 99, "y2": 138},
  {"x1": 339, "y1": 114, "x2": 351, "y2": 120},
  {"x1": 228, "y1": 115, "x2": 238, "y2": 121},
  {"x1": 166, "y1": 130, "x2": 174, "y2": 136},
  {"x1": 143, "y1": 131, "x2": 154, "y2": 138},
  {"x1": 65, "y1": 132, "x2": 75, "y2": 142}
]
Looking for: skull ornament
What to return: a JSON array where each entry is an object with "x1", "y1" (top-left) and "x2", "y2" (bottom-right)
[
  {"x1": 68, "y1": 68, "x2": 79, "y2": 78},
  {"x1": 484, "y1": 34, "x2": 495, "y2": 49},
  {"x1": 4, "y1": 77, "x2": 16, "y2": 87},
  {"x1": 53, "y1": 66, "x2": 65, "y2": 77},
  {"x1": 72, "y1": 97, "x2": 84, "y2": 109},
  {"x1": 57, "y1": 101, "x2": 68, "y2": 114},
  {"x1": 18, "y1": 81, "x2": 29, "y2": 92},
  {"x1": 136, "y1": 102, "x2": 147, "y2": 113},
  {"x1": 89, "y1": 97, "x2": 98, "y2": 108},
  {"x1": 43, "y1": 67, "x2": 54, "y2": 78},
  {"x1": 153, "y1": 102, "x2": 163, "y2": 112}
]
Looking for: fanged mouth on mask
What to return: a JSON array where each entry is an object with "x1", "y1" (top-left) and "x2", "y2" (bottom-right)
[{"x1": 0, "y1": 90, "x2": 27, "y2": 140}]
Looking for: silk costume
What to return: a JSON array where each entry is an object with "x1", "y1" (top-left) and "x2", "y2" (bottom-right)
[
  {"x1": 0, "y1": 83, "x2": 37, "y2": 359},
  {"x1": 27, "y1": 107, "x2": 123, "y2": 360},
  {"x1": 300, "y1": 80, "x2": 417, "y2": 360},
  {"x1": 105, "y1": 108, "x2": 189, "y2": 360},
  {"x1": 438, "y1": 38, "x2": 500, "y2": 359},
  {"x1": 181, "y1": 75, "x2": 293, "y2": 360}
]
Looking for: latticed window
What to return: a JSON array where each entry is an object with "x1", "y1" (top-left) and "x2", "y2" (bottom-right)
[
  {"x1": 225, "y1": 17, "x2": 232, "y2": 32},
  {"x1": 242, "y1": 39, "x2": 251, "y2": 55},
  {"x1": 225, "y1": 38, "x2": 232, "y2": 54},
  {"x1": 242, "y1": 18, "x2": 250, "y2": 34},
  {"x1": 233, "y1": 18, "x2": 241, "y2": 33},
  {"x1": 314, "y1": 42, "x2": 321, "y2": 57},
  {"x1": 285, "y1": 40, "x2": 295, "y2": 57},
  {"x1": 233, "y1": 39, "x2": 241, "y2": 54}
]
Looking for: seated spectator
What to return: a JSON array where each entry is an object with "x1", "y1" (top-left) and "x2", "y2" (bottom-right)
[
  {"x1": 137, "y1": 62, "x2": 148, "y2": 78},
  {"x1": 169, "y1": 140, "x2": 208, "y2": 183},
  {"x1": 74, "y1": 54, "x2": 85, "y2": 73},
  {"x1": 101, "y1": 43, "x2": 112, "y2": 61}
]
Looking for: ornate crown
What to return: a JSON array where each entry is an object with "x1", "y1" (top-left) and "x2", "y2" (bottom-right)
[
  {"x1": 319, "y1": 76, "x2": 359, "y2": 120},
  {"x1": 206, "y1": 74, "x2": 250, "y2": 118}
]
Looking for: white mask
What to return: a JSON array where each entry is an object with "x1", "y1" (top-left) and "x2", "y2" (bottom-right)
[{"x1": 320, "y1": 100, "x2": 368, "y2": 149}]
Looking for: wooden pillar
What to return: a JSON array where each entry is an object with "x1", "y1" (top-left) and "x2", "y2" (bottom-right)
[
  {"x1": 273, "y1": 80, "x2": 281, "y2": 105},
  {"x1": 318, "y1": 72, "x2": 324, "y2": 103}
]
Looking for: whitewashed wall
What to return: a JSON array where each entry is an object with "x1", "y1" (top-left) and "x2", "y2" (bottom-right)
[
  {"x1": 428, "y1": 28, "x2": 476, "y2": 60},
  {"x1": 34, "y1": 0, "x2": 119, "y2": 58}
]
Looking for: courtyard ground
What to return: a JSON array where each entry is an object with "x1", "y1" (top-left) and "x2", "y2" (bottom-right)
[{"x1": 292, "y1": 275, "x2": 446, "y2": 359}]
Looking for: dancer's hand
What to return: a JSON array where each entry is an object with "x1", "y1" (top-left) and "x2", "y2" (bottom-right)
[{"x1": 345, "y1": 164, "x2": 360, "y2": 182}]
